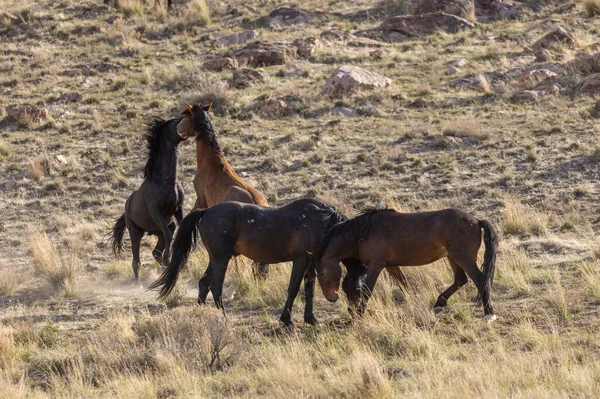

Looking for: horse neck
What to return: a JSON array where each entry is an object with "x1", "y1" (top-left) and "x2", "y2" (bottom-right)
[
  {"x1": 151, "y1": 140, "x2": 179, "y2": 186},
  {"x1": 327, "y1": 232, "x2": 358, "y2": 261},
  {"x1": 195, "y1": 138, "x2": 224, "y2": 171}
]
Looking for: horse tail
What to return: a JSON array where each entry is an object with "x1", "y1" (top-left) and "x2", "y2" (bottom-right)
[
  {"x1": 148, "y1": 209, "x2": 206, "y2": 298},
  {"x1": 478, "y1": 220, "x2": 498, "y2": 302},
  {"x1": 109, "y1": 214, "x2": 127, "y2": 256}
]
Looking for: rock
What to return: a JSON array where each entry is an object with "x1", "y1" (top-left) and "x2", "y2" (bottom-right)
[
  {"x1": 214, "y1": 30, "x2": 259, "y2": 46},
  {"x1": 370, "y1": 50, "x2": 383, "y2": 59},
  {"x1": 267, "y1": 7, "x2": 317, "y2": 27},
  {"x1": 331, "y1": 107, "x2": 360, "y2": 118},
  {"x1": 378, "y1": 13, "x2": 475, "y2": 37},
  {"x1": 320, "y1": 30, "x2": 353, "y2": 42},
  {"x1": 292, "y1": 37, "x2": 320, "y2": 57},
  {"x1": 446, "y1": 58, "x2": 467, "y2": 75},
  {"x1": 55, "y1": 155, "x2": 68, "y2": 165},
  {"x1": 203, "y1": 57, "x2": 238, "y2": 72},
  {"x1": 579, "y1": 73, "x2": 600, "y2": 96},
  {"x1": 258, "y1": 98, "x2": 291, "y2": 118},
  {"x1": 234, "y1": 42, "x2": 297, "y2": 67},
  {"x1": 354, "y1": 29, "x2": 409, "y2": 43},
  {"x1": 5, "y1": 104, "x2": 49, "y2": 124},
  {"x1": 409, "y1": 98, "x2": 431, "y2": 108},
  {"x1": 517, "y1": 69, "x2": 557, "y2": 89},
  {"x1": 232, "y1": 68, "x2": 265, "y2": 88},
  {"x1": 57, "y1": 92, "x2": 83, "y2": 103},
  {"x1": 532, "y1": 26, "x2": 576, "y2": 59},
  {"x1": 323, "y1": 66, "x2": 392, "y2": 97},
  {"x1": 511, "y1": 90, "x2": 539, "y2": 104},
  {"x1": 476, "y1": 0, "x2": 524, "y2": 21},
  {"x1": 566, "y1": 52, "x2": 600, "y2": 74}
]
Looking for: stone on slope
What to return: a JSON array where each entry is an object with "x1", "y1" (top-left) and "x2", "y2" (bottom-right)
[
  {"x1": 323, "y1": 66, "x2": 392, "y2": 97},
  {"x1": 234, "y1": 42, "x2": 297, "y2": 67},
  {"x1": 214, "y1": 30, "x2": 259, "y2": 46},
  {"x1": 232, "y1": 68, "x2": 265, "y2": 88},
  {"x1": 379, "y1": 12, "x2": 475, "y2": 37},
  {"x1": 267, "y1": 7, "x2": 317, "y2": 27},
  {"x1": 579, "y1": 73, "x2": 600, "y2": 96}
]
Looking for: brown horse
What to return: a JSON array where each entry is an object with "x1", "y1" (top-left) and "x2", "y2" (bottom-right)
[
  {"x1": 177, "y1": 103, "x2": 270, "y2": 276},
  {"x1": 312, "y1": 208, "x2": 498, "y2": 322}
]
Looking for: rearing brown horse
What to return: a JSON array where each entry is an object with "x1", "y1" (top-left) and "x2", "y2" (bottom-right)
[
  {"x1": 312, "y1": 208, "x2": 498, "y2": 322},
  {"x1": 177, "y1": 103, "x2": 270, "y2": 276}
]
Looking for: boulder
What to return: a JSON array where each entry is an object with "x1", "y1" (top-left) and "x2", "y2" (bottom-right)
[
  {"x1": 579, "y1": 73, "x2": 600, "y2": 96},
  {"x1": 267, "y1": 7, "x2": 317, "y2": 27},
  {"x1": 203, "y1": 57, "x2": 238, "y2": 72},
  {"x1": 517, "y1": 69, "x2": 557, "y2": 89},
  {"x1": 532, "y1": 26, "x2": 576, "y2": 60},
  {"x1": 446, "y1": 58, "x2": 467, "y2": 75},
  {"x1": 476, "y1": 0, "x2": 524, "y2": 21},
  {"x1": 258, "y1": 98, "x2": 291, "y2": 118},
  {"x1": 234, "y1": 42, "x2": 297, "y2": 67},
  {"x1": 232, "y1": 68, "x2": 265, "y2": 88},
  {"x1": 379, "y1": 13, "x2": 475, "y2": 37},
  {"x1": 57, "y1": 92, "x2": 83, "y2": 103},
  {"x1": 331, "y1": 107, "x2": 360, "y2": 118},
  {"x1": 5, "y1": 104, "x2": 49, "y2": 124},
  {"x1": 214, "y1": 30, "x2": 259, "y2": 46},
  {"x1": 323, "y1": 66, "x2": 392, "y2": 97},
  {"x1": 511, "y1": 90, "x2": 539, "y2": 104},
  {"x1": 566, "y1": 52, "x2": 600, "y2": 74},
  {"x1": 292, "y1": 37, "x2": 320, "y2": 57}
]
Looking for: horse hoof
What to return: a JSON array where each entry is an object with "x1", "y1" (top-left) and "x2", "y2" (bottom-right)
[
  {"x1": 304, "y1": 316, "x2": 318, "y2": 326},
  {"x1": 281, "y1": 321, "x2": 294, "y2": 332},
  {"x1": 484, "y1": 314, "x2": 497, "y2": 324},
  {"x1": 432, "y1": 306, "x2": 445, "y2": 314}
]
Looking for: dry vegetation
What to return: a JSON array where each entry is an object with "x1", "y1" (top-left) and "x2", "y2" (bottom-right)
[{"x1": 1, "y1": 0, "x2": 600, "y2": 397}]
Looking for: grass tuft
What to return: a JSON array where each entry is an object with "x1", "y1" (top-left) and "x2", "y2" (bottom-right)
[{"x1": 583, "y1": 0, "x2": 600, "y2": 16}]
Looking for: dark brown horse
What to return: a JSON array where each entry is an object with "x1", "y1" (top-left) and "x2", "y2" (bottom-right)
[
  {"x1": 148, "y1": 199, "x2": 367, "y2": 327},
  {"x1": 312, "y1": 208, "x2": 498, "y2": 322},
  {"x1": 177, "y1": 103, "x2": 270, "y2": 277},
  {"x1": 109, "y1": 117, "x2": 195, "y2": 282}
]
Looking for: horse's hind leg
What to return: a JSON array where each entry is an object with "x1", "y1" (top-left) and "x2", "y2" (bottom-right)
[
  {"x1": 209, "y1": 254, "x2": 232, "y2": 309},
  {"x1": 127, "y1": 222, "x2": 144, "y2": 283},
  {"x1": 453, "y1": 255, "x2": 495, "y2": 318},
  {"x1": 303, "y1": 266, "x2": 317, "y2": 325},
  {"x1": 433, "y1": 258, "x2": 468, "y2": 313},
  {"x1": 152, "y1": 232, "x2": 166, "y2": 267},
  {"x1": 198, "y1": 265, "x2": 212, "y2": 305}
]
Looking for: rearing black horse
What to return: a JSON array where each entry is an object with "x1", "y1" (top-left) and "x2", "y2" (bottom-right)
[
  {"x1": 109, "y1": 117, "x2": 195, "y2": 282},
  {"x1": 149, "y1": 199, "x2": 368, "y2": 327}
]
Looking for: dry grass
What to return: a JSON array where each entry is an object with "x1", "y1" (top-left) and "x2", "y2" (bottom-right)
[
  {"x1": 2, "y1": 0, "x2": 600, "y2": 396},
  {"x1": 502, "y1": 199, "x2": 548, "y2": 237},
  {"x1": 583, "y1": 0, "x2": 600, "y2": 17},
  {"x1": 29, "y1": 229, "x2": 81, "y2": 297}
]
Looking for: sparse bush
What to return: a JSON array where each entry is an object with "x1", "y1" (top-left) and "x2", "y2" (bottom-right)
[
  {"x1": 0, "y1": 139, "x2": 12, "y2": 161},
  {"x1": 442, "y1": 117, "x2": 489, "y2": 140},
  {"x1": 502, "y1": 199, "x2": 548, "y2": 237},
  {"x1": 0, "y1": 271, "x2": 19, "y2": 296},
  {"x1": 183, "y1": 79, "x2": 235, "y2": 116}
]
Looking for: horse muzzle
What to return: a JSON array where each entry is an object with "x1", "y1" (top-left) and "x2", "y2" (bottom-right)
[{"x1": 325, "y1": 291, "x2": 339, "y2": 303}]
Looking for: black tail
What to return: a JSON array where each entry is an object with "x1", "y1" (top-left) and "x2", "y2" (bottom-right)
[
  {"x1": 108, "y1": 214, "x2": 127, "y2": 256},
  {"x1": 478, "y1": 220, "x2": 498, "y2": 302},
  {"x1": 148, "y1": 209, "x2": 206, "y2": 298}
]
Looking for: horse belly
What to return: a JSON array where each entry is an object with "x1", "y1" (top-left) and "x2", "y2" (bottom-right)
[{"x1": 386, "y1": 242, "x2": 448, "y2": 267}]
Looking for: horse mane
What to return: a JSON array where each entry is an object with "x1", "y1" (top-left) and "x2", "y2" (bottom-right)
[
  {"x1": 314, "y1": 207, "x2": 386, "y2": 260},
  {"x1": 192, "y1": 110, "x2": 222, "y2": 156},
  {"x1": 143, "y1": 118, "x2": 167, "y2": 178}
]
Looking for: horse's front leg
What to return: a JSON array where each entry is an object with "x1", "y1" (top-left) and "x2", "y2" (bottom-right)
[
  {"x1": 356, "y1": 263, "x2": 385, "y2": 316},
  {"x1": 303, "y1": 266, "x2": 317, "y2": 325},
  {"x1": 279, "y1": 258, "x2": 308, "y2": 328},
  {"x1": 147, "y1": 201, "x2": 174, "y2": 266}
]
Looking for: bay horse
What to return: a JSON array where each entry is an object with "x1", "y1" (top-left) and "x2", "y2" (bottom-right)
[
  {"x1": 148, "y1": 199, "x2": 368, "y2": 327},
  {"x1": 312, "y1": 208, "x2": 499, "y2": 322},
  {"x1": 108, "y1": 117, "x2": 195, "y2": 282},
  {"x1": 177, "y1": 103, "x2": 270, "y2": 277}
]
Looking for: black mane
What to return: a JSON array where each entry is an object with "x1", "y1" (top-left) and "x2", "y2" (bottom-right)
[
  {"x1": 143, "y1": 117, "x2": 181, "y2": 178},
  {"x1": 314, "y1": 207, "x2": 386, "y2": 260},
  {"x1": 192, "y1": 108, "x2": 222, "y2": 155}
]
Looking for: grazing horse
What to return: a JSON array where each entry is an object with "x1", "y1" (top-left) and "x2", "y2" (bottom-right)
[
  {"x1": 148, "y1": 199, "x2": 367, "y2": 327},
  {"x1": 109, "y1": 117, "x2": 195, "y2": 282},
  {"x1": 177, "y1": 103, "x2": 270, "y2": 277},
  {"x1": 312, "y1": 208, "x2": 499, "y2": 322}
]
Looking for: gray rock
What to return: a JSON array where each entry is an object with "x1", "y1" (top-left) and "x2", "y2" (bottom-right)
[
  {"x1": 323, "y1": 66, "x2": 392, "y2": 97},
  {"x1": 214, "y1": 30, "x2": 259, "y2": 46},
  {"x1": 331, "y1": 107, "x2": 360, "y2": 118}
]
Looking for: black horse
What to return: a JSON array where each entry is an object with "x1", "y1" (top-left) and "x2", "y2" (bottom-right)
[
  {"x1": 149, "y1": 199, "x2": 369, "y2": 327},
  {"x1": 109, "y1": 117, "x2": 195, "y2": 282}
]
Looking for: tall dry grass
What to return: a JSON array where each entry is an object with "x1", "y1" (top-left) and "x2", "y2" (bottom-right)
[{"x1": 29, "y1": 229, "x2": 81, "y2": 297}]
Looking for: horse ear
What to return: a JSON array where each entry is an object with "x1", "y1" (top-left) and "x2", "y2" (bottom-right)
[
  {"x1": 203, "y1": 103, "x2": 212, "y2": 112},
  {"x1": 306, "y1": 250, "x2": 314, "y2": 258},
  {"x1": 181, "y1": 103, "x2": 193, "y2": 116}
]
